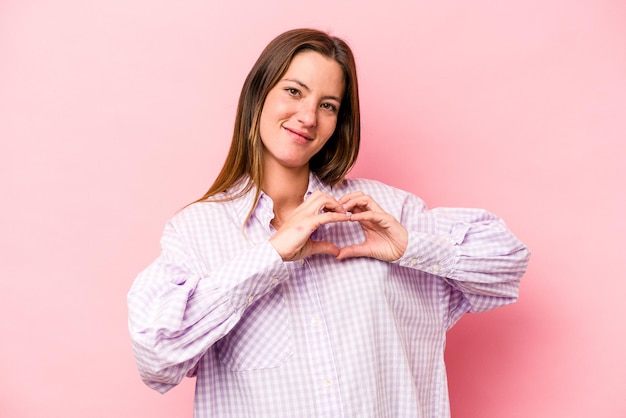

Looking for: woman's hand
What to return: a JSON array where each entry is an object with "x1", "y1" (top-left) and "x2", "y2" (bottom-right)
[
  {"x1": 269, "y1": 191, "x2": 350, "y2": 261},
  {"x1": 336, "y1": 192, "x2": 408, "y2": 262}
]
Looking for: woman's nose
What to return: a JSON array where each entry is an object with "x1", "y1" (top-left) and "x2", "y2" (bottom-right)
[{"x1": 296, "y1": 101, "x2": 317, "y2": 127}]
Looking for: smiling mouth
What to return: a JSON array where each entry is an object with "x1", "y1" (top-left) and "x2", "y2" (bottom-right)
[{"x1": 284, "y1": 126, "x2": 313, "y2": 141}]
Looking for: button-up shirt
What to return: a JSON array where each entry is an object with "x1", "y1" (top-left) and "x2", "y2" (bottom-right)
[{"x1": 128, "y1": 173, "x2": 530, "y2": 417}]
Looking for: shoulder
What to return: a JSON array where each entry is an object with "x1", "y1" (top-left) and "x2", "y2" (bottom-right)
[
  {"x1": 170, "y1": 180, "x2": 256, "y2": 228},
  {"x1": 335, "y1": 177, "x2": 412, "y2": 200},
  {"x1": 167, "y1": 197, "x2": 241, "y2": 236}
]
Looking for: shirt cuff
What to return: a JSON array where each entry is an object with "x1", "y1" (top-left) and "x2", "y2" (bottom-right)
[
  {"x1": 225, "y1": 240, "x2": 290, "y2": 310},
  {"x1": 395, "y1": 230, "x2": 459, "y2": 277}
]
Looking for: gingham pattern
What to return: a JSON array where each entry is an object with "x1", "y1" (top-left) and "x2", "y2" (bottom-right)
[{"x1": 128, "y1": 173, "x2": 530, "y2": 418}]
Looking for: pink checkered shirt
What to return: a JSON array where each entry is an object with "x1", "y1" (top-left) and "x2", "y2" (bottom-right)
[{"x1": 128, "y1": 173, "x2": 530, "y2": 417}]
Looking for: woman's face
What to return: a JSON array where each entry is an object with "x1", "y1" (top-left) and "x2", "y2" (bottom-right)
[{"x1": 259, "y1": 50, "x2": 345, "y2": 174}]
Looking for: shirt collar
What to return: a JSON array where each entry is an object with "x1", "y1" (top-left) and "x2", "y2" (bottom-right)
[
  {"x1": 305, "y1": 171, "x2": 332, "y2": 196},
  {"x1": 228, "y1": 172, "x2": 333, "y2": 227}
]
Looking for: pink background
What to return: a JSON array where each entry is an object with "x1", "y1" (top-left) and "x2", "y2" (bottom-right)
[{"x1": 2, "y1": 1, "x2": 625, "y2": 417}]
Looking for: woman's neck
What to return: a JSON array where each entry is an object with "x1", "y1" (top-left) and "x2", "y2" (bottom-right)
[{"x1": 262, "y1": 164, "x2": 309, "y2": 218}]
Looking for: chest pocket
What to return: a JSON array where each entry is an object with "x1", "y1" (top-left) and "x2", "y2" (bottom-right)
[{"x1": 216, "y1": 285, "x2": 294, "y2": 371}]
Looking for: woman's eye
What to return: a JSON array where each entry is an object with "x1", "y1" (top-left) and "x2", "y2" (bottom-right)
[
  {"x1": 285, "y1": 87, "x2": 300, "y2": 96},
  {"x1": 321, "y1": 103, "x2": 338, "y2": 112}
]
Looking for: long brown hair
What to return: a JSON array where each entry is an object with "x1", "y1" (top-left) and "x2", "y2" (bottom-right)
[{"x1": 194, "y1": 28, "x2": 360, "y2": 212}]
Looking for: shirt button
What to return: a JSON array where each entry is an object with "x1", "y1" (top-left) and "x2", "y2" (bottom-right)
[
  {"x1": 433, "y1": 264, "x2": 440, "y2": 273},
  {"x1": 271, "y1": 277, "x2": 279, "y2": 285},
  {"x1": 311, "y1": 315, "x2": 320, "y2": 327},
  {"x1": 409, "y1": 258, "x2": 418, "y2": 266},
  {"x1": 247, "y1": 295, "x2": 254, "y2": 305},
  {"x1": 323, "y1": 379, "x2": 332, "y2": 387},
  {"x1": 298, "y1": 259, "x2": 305, "y2": 267}
]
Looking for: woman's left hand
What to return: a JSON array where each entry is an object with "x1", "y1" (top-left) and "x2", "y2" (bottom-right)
[{"x1": 336, "y1": 192, "x2": 408, "y2": 262}]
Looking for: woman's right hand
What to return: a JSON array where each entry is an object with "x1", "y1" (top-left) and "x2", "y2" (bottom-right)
[{"x1": 269, "y1": 190, "x2": 350, "y2": 261}]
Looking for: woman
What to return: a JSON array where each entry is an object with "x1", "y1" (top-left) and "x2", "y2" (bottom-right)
[{"x1": 128, "y1": 28, "x2": 530, "y2": 417}]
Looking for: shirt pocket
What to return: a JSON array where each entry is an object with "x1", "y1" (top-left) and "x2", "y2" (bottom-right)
[{"x1": 216, "y1": 285, "x2": 294, "y2": 371}]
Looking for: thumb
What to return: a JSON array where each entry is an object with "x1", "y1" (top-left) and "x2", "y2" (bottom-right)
[
  {"x1": 307, "y1": 240, "x2": 340, "y2": 257},
  {"x1": 336, "y1": 243, "x2": 369, "y2": 260}
]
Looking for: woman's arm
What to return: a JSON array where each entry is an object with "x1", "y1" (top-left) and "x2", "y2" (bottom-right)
[
  {"x1": 395, "y1": 202, "x2": 530, "y2": 328},
  {"x1": 127, "y1": 220, "x2": 289, "y2": 393},
  {"x1": 338, "y1": 188, "x2": 530, "y2": 329}
]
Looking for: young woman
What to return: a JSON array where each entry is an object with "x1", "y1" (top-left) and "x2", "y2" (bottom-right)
[{"x1": 128, "y1": 28, "x2": 530, "y2": 417}]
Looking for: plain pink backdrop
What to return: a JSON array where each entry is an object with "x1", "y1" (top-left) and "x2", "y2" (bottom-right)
[{"x1": 2, "y1": 1, "x2": 625, "y2": 417}]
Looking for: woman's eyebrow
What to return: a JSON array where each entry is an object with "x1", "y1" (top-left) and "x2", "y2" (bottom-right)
[{"x1": 282, "y1": 78, "x2": 341, "y2": 102}]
